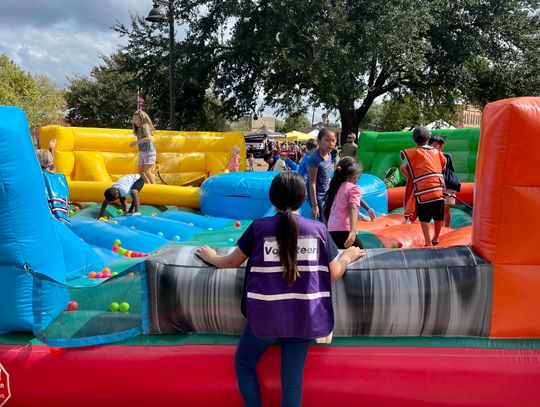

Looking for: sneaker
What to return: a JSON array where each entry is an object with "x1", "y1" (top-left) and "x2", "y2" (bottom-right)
[{"x1": 132, "y1": 212, "x2": 142, "y2": 216}]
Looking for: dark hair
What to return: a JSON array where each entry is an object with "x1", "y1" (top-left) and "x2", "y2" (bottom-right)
[
  {"x1": 306, "y1": 138, "x2": 318, "y2": 151},
  {"x1": 104, "y1": 187, "x2": 120, "y2": 202},
  {"x1": 317, "y1": 128, "x2": 335, "y2": 141},
  {"x1": 412, "y1": 126, "x2": 430, "y2": 144},
  {"x1": 322, "y1": 157, "x2": 363, "y2": 224},
  {"x1": 428, "y1": 135, "x2": 445, "y2": 145},
  {"x1": 269, "y1": 172, "x2": 307, "y2": 285}
]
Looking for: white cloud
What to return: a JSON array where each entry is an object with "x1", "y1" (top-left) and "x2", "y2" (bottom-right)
[{"x1": 0, "y1": 0, "x2": 153, "y2": 88}]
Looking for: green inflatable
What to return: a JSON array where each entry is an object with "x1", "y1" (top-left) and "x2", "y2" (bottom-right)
[{"x1": 358, "y1": 128, "x2": 479, "y2": 182}]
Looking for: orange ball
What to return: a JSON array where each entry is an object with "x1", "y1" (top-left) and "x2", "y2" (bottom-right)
[
  {"x1": 73, "y1": 206, "x2": 79, "y2": 212},
  {"x1": 102, "y1": 267, "x2": 111, "y2": 274},
  {"x1": 88, "y1": 271, "x2": 97, "y2": 279}
]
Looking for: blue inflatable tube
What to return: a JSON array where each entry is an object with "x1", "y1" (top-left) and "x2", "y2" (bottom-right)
[
  {"x1": 114, "y1": 215, "x2": 202, "y2": 242},
  {"x1": 158, "y1": 211, "x2": 232, "y2": 230},
  {"x1": 200, "y1": 172, "x2": 388, "y2": 220},
  {"x1": 70, "y1": 218, "x2": 168, "y2": 253}
]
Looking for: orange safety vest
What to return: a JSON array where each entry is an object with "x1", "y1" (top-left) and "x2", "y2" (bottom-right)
[{"x1": 401, "y1": 146, "x2": 446, "y2": 219}]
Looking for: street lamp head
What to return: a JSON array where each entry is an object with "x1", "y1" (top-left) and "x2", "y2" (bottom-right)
[{"x1": 146, "y1": 4, "x2": 167, "y2": 23}]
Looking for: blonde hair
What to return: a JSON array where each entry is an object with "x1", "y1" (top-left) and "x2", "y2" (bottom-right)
[
  {"x1": 37, "y1": 149, "x2": 54, "y2": 171},
  {"x1": 132, "y1": 110, "x2": 156, "y2": 134},
  {"x1": 232, "y1": 145, "x2": 241, "y2": 154}
]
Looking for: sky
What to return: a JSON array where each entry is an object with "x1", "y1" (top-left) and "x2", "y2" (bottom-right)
[
  {"x1": 0, "y1": 0, "x2": 151, "y2": 88},
  {"x1": 0, "y1": 0, "x2": 336, "y2": 124}
]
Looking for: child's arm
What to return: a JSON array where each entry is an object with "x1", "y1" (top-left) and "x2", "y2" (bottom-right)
[
  {"x1": 329, "y1": 246, "x2": 365, "y2": 282},
  {"x1": 308, "y1": 166, "x2": 319, "y2": 218},
  {"x1": 119, "y1": 197, "x2": 129, "y2": 213},
  {"x1": 360, "y1": 199, "x2": 376, "y2": 221},
  {"x1": 196, "y1": 246, "x2": 248, "y2": 268},
  {"x1": 344, "y1": 202, "x2": 359, "y2": 248},
  {"x1": 97, "y1": 200, "x2": 109, "y2": 218},
  {"x1": 130, "y1": 126, "x2": 152, "y2": 148}
]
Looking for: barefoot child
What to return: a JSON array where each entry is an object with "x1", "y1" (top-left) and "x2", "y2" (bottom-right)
[
  {"x1": 130, "y1": 110, "x2": 156, "y2": 184},
  {"x1": 98, "y1": 174, "x2": 144, "y2": 218},
  {"x1": 323, "y1": 157, "x2": 375, "y2": 249},
  {"x1": 400, "y1": 126, "x2": 446, "y2": 246}
]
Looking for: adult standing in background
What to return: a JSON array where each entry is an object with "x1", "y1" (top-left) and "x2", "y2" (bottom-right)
[{"x1": 341, "y1": 132, "x2": 358, "y2": 158}]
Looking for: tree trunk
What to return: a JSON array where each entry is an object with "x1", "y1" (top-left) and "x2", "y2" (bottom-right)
[{"x1": 338, "y1": 105, "x2": 360, "y2": 145}]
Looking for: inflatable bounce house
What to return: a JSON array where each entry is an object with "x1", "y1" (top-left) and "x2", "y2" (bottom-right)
[{"x1": 1, "y1": 97, "x2": 540, "y2": 407}]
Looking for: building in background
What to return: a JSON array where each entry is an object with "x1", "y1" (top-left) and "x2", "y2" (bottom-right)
[
  {"x1": 456, "y1": 105, "x2": 482, "y2": 128},
  {"x1": 233, "y1": 116, "x2": 276, "y2": 132}
]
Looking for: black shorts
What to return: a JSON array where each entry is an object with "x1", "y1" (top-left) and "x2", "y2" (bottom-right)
[
  {"x1": 417, "y1": 200, "x2": 444, "y2": 223},
  {"x1": 329, "y1": 231, "x2": 364, "y2": 250},
  {"x1": 131, "y1": 177, "x2": 145, "y2": 192}
]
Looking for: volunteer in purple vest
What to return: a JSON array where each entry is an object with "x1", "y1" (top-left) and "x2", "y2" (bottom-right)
[{"x1": 197, "y1": 172, "x2": 364, "y2": 407}]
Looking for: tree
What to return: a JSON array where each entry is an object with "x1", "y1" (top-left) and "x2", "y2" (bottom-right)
[
  {"x1": 0, "y1": 55, "x2": 64, "y2": 129},
  {"x1": 276, "y1": 112, "x2": 310, "y2": 132},
  {"x1": 113, "y1": 15, "x2": 229, "y2": 131},
  {"x1": 65, "y1": 53, "x2": 137, "y2": 128},
  {"x1": 179, "y1": 0, "x2": 540, "y2": 142},
  {"x1": 376, "y1": 93, "x2": 461, "y2": 131}
]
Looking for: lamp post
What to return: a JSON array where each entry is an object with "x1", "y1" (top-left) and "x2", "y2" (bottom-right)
[{"x1": 146, "y1": 0, "x2": 175, "y2": 130}]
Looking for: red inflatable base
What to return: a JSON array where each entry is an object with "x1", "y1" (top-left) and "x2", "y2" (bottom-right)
[{"x1": 1, "y1": 342, "x2": 540, "y2": 407}]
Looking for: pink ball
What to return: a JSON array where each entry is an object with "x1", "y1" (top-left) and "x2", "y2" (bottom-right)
[
  {"x1": 234, "y1": 221, "x2": 241, "y2": 228},
  {"x1": 102, "y1": 272, "x2": 112, "y2": 278},
  {"x1": 66, "y1": 301, "x2": 78, "y2": 311},
  {"x1": 96, "y1": 272, "x2": 104, "y2": 278}
]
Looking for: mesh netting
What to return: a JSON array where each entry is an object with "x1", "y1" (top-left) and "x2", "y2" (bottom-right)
[{"x1": 33, "y1": 263, "x2": 148, "y2": 348}]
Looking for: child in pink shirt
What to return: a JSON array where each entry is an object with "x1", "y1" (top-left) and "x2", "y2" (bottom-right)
[
  {"x1": 228, "y1": 145, "x2": 241, "y2": 173},
  {"x1": 322, "y1": 157, "x2": 375, "y2": 249}
]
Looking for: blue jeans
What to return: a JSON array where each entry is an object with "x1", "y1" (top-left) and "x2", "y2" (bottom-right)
[{"x1": 235, "y1": 324, "x2": 310, "y2": 407}]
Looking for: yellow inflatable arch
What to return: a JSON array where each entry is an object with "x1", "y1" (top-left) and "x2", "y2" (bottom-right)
[{"x1": 39, "y1": 126, "x2": 246, "y2": 208}]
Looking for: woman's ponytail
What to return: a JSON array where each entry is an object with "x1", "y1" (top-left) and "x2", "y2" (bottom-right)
[{"x1": 276, "y1": 208, "x2": 300, "y2": 284}]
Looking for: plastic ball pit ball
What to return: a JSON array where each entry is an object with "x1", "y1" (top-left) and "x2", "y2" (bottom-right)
[
  {"x1": 117, "y1": 209, "x2": 124, "y2": 215},
  {"x1": 234, "y1": 221, "x2": 241, "y2": 228},
  {"x1": 66, "y1": 301, "x2": 78, "y2": 311},
  {"x1": 114, "y1": 239, "x2": 121, "y2": 246},
  {"x1": 109, "y1": 302, "x2": 120, "y2": 312},
  {"x1": 96, "y1": 272, "x2": 104, "y2": 278},
  {"x1": 119, "y1": 302, "x2": 130, "y2": 313},
  {"x1": 88, "y1": 271, "x2": 97, "y2": 279},
  {"x1": 111, "y1": 271, "x2": 119, "y2": 277},
  {"x1": 157, "y1": 232, "x2": 164, "y2": 237}
]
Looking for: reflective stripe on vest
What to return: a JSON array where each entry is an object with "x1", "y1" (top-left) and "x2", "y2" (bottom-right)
[
  {"x1": 247, "y1": 214, "x2": 334, "y2": 338},
  {"x1": 401, "y1": 147, "x2": 445, "y2": 203}
]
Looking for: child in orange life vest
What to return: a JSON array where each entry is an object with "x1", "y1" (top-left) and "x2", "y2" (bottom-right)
[
  {"x1": 399, "y1": 126, "x2": 446, "y2": 246},
  {"x1": 228, "y1": 145, "x2": 241, "y2": 172},
  {"x1": 322, "y1": 156, "x2": 376, "y2": 249},
  {"x1": 196, "y1": 172, "x2": 364, "y2": 407}
]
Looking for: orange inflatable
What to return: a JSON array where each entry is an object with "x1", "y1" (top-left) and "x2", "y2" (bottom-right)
[{"x1": 472, "y1": 97, "x2": 540, "y2": 338}]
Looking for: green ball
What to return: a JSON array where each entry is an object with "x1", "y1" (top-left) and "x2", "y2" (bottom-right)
[
  {"x1": 117, "y1": 209, "x2": 124, "y2": 214},
  {"x1": 111, "y1": 271, "x2": 119, "y2": 276},
  {"x1": 119, "y1": 302, "x2": 130, "y2": 313},
  {"x1": 113, "y1": 239, "x2": 121, "y2": 246},
  {"x1": 109, "y1": 302, "x2": 120, "y2": 312}
]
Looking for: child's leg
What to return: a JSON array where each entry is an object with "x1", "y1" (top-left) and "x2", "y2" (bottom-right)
[
  {"x1": 143, "y1": 164, "x2": 155, "y2": 184},
  {"x1": 432, "y1": 220, "x2": 443, "y2": 243},
  {"x1": 235, "y1": 325, "x2": 275, "y2": 407},
  {"x1": 130, "y1": 190, "x2": 141, "y2": 213},
  {"x1": 138, "y1": 164, "x2": 150, "y2": 183},
  {"x1": 420, "y1": 221, "x2": 431, "y2": 246},
  {"x1": 444, "y1": 204, "x2": 451, "y2": 228}
]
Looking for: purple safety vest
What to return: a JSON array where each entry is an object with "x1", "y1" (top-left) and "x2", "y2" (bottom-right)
[{"x1": 247, "y1": 214, "x2": 333, "y2": 339}]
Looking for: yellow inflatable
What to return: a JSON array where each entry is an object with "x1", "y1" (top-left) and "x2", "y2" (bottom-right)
[{"x1": 39, "y1": 126, "x2": 246, "y2": 208}]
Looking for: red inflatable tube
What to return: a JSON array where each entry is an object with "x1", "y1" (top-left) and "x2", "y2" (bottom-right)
[{"x1": 1, "y1": 343, "x2": 539, "y2": 407}]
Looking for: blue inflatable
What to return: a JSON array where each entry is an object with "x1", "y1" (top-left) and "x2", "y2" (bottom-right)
[
  {"x1": 200, "y1": 171, "x2": 388, "y2": 220},
  {"x1": 0, "y1": 106, "x2": 103, "y2": 333}
]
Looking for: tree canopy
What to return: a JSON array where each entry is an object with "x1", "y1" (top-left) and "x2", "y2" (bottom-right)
[
  {"x1": 179, "y1": 0, "x2": 540, "y2": 139},
  {"x1": 0, "y1": 55, "x2": 64, "y2": 129}
]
